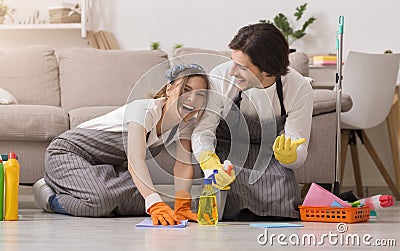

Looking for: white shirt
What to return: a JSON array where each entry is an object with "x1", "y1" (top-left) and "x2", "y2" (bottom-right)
[
  {"x1": 192, "y1": 61, "x2": 313, "y2": 168},
  {"x1": 78, "y1": 98, "x2": 194, "y2": 148},
  {"x1": 79, "y1": 98, "x2": 197, "y2": 211}
]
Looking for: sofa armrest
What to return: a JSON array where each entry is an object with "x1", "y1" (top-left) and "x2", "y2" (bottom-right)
[
  {"x1": 312, "y1": 89, "x2": 353, "y2": 116},
  {"x1": 289, "y1": 52, "x2": 310, "y2": 77}
]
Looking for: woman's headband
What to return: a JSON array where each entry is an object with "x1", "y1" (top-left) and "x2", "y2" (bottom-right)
[{"x1": 166, "y1": 63, "x2": 206, "y2": 83}]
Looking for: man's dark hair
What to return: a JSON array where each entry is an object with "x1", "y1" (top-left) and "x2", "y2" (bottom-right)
[{"x1": 229, "y1": 23, "x2": 289, "y2": 77}]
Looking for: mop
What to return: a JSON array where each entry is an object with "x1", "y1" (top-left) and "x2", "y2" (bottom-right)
[
  {"x1": 333, "y1": 16, "x2": 344, "y2": 196},
  {"x1": 332, "y1": 18, "x2": 395, "y2": 213}
]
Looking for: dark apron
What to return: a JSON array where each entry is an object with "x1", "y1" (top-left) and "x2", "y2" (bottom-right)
[
  {"x1": 44, "y1": 124, "x2": 179, "y2": 217},
  {"x1": 215, "y1": 77, "x2": 301, "y2": 219},
  {"x1": 145, "y1": 124, "x2": 179, "y2": 159}
]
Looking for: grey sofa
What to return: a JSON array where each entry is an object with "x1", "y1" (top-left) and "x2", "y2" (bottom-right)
[
  {"x1": 0, "y1": 46, "x2": 352, "y2": 185},
  {"x1": 0, "y1": 46, "x2": 169, "y2": 183}
]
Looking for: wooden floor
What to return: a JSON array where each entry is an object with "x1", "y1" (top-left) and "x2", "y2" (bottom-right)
[{"x1": 1, "y1": 186, "x2": 399, "y2": 250}]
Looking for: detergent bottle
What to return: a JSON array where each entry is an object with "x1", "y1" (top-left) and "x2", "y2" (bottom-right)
[
  {"x1": 197, "y1": 178, "x2": 218, "y2": 225},
  {"x1": 4, "y1": 151, "x2": 20, "y2": 221},
  {"x1": 0, "y1": 159, "x2": 4, "y2": 221}
]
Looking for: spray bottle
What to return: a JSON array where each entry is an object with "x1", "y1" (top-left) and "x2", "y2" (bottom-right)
[
  {"x1": 197, "y1": 178, "x2": 218, "y2": 225},
  {"x1": 0, "y1": 159, "x2": 4, "y2": 221},
  {"x1": 356, "y1": 195, "x2": 394, "y2": 210},
  {"x1": 4, "y1": 151, "x2": 20, "y2": 221}
]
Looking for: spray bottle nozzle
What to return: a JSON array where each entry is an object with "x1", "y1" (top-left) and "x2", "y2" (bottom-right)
[{"x1": 209, "y1": 170, "x2": 218, "y2": 185}]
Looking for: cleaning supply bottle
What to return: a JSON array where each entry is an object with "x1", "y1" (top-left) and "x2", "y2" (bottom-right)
[
  {"x1": 0, "y1": 159, "x2": 4, "y2": 221},
  {"x1": 357, "y1": 195, "x2": 394, "y2": 209},
  {"x1": 197, "y1": 178, "x2": 218, "y2": 225},
  {"x1": 4, "y1": 151, "x2": 20, "y2": 221}
]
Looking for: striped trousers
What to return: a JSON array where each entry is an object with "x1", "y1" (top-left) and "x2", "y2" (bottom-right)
[{"x1": 44, "y1": 128, "x2": 146, "y2": 217}]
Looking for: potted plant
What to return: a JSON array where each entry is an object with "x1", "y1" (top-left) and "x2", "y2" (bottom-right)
[
  {"x1": 0, "y1": 0, "x2": 15, "y2": 24},
  {"x1": 260, "y1": 3, "x2": 316, "y2": 47},
  {"x1": 150, "y1": 42, "x2": 160, "y2": 50}
]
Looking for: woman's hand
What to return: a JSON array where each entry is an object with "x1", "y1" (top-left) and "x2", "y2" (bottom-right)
[
  {"x1": 174, "y1": 190, "x2": 198, "y2": 222},
  {"x1": 148, "y1": 202, "x2": 180, "y2": 226}
]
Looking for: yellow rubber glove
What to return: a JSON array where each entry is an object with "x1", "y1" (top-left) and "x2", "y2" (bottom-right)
[
  {"x1": 198, "y1": 150, "x2": 223, "y2": 171},
  {"x1": 214, "y1": 167, "x2": 236, "y2": 190},
  {"x1": 198, "y1": 150, "x2": 236, "y2": 190},
  {"x1": 272, "y1": 135, "x2": 306, "y2": 165},
  {"x1": 174, "y1": 190, "x2": 198, "y2": 222},
  {"x1": 148, "y1": 202, "x2": 180, "y2": 226}
]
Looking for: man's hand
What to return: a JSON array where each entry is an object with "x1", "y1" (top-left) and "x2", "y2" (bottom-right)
[
  {"x1": 199, "y1": 150, "x2": 236, "y2": 190},
  {"x1": 213, "y1": 166, "x2": 236, "y2": 190},
  {"x1": 272, "y1": 135, "x2": 306, "y2": 164},
  {"x1": 198, "y1": 150, "x2": 223, "y2": 170}
]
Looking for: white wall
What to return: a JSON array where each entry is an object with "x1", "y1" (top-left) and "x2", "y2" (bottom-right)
[
  {"x1": 3, "y1": 0, "x2": 399, "y2": 57},
  {"x1": 101, "y1": 0, "x2": 400, "y2": 57},
  {"x1": 1, "y1": 0, "x2": 399, "y2": 187}
]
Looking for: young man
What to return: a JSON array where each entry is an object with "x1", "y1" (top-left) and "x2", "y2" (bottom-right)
[{"x1": 193, "y1": 23, "x2": 313, "y2": 219}]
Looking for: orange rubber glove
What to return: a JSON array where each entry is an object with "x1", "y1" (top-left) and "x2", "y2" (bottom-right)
[
  {"x1": 174, "y1": 190, "x2": 198, "y2": 222},
  {"x1": 148, "y1": 202, "x2": 180, "y2": 226},
  {"x1": 272, "y1": 135, "x2": 306, "y2": 164}
]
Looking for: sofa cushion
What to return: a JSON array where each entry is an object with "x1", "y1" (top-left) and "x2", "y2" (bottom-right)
[
  {"x1": 0, "y1": 87, "x2": 18, "y2": 104},
  {"x1": 174, "y1": 47, "x2": 231, "y2": 58},
  {"x1": 69, "y1": 106, "x2": 120, "y2": 128},
  {"x1": 0, "y1": 46, "x2": 60, "y2": 106},
  {"x1": 289, "y1": 52, "x2": 310, "y2": 77},
  {"x1": 312, "y1": 89, "x2": 353, "y2": 116},
  {"x1": 59, "y1": 48, "x2": 169, "y2": 111},
  {"x1": 0, "y1": 105, "x2": 69, "y2": 141}
]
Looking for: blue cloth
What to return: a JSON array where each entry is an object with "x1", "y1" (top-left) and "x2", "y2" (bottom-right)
[{"x1": 49, "y1": 195, "x2": 70, "y2": 215}]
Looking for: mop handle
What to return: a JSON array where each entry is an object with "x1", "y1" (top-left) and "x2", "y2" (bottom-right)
[
  {"x1": 334, "y1": 16, "x2": 344, "y2": 188},
  {"x1": 336, "y1": 16, "x2": 344, "y2": 85}
]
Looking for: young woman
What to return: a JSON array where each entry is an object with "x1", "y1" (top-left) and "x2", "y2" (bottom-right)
[{"x1": 33, "y1": 63, "x2": 209, "y2": 226}]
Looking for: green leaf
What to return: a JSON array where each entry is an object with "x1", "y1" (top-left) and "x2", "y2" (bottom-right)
[
  {"x1": 273, "y1": 13, "x2": 292, "y2": 37},
  {"x1": 301, "y1": 17, "x2": 316, "y2": 31},
  {"x1": 294, "y1": 3, "x2": 307, "y2": 21},
  {"x1": 291, "y1": 30, "x2": 306, "y2": 39},
  {"x1": 174, "y1": 44, "x2": 183, "y2": 49},
  {"x1": 150, "y1": 42, "x2": 160, "y2": 50}
]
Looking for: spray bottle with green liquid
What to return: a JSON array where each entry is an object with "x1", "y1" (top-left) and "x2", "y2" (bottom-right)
[{"x1": 197, "y1": 177, "x2": 218, "y2": 225}]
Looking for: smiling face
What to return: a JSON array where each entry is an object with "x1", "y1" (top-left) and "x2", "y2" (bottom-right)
[
  {"x1": 166, "y1": 75, "x2": 208, "y2": 122},
  {"x1": 229, "y1": 50, "x2": 276, "y2": 90}
]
